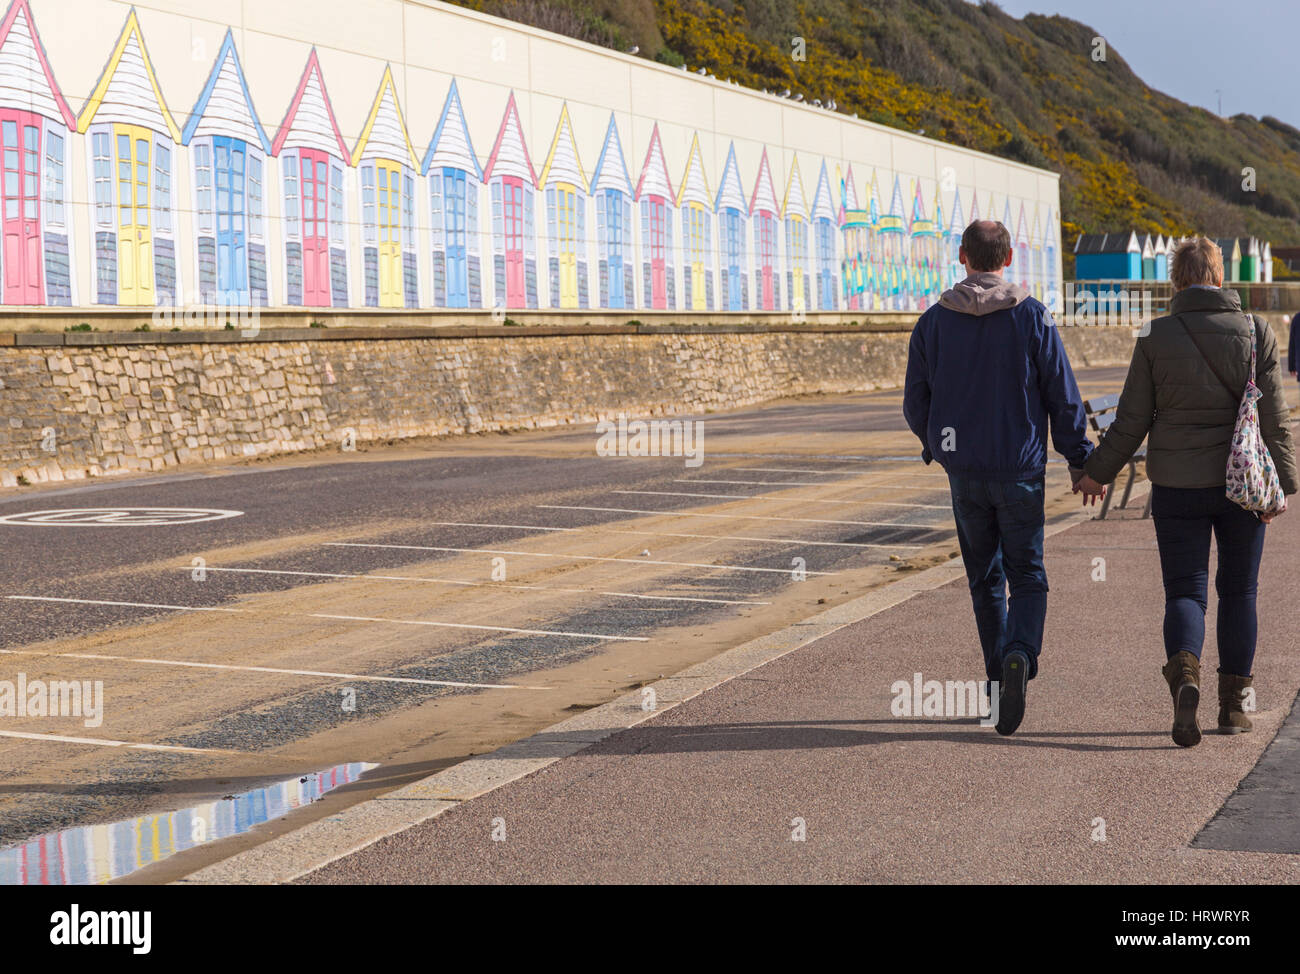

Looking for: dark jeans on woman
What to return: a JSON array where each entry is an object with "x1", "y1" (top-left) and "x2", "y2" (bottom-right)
[
  {"x1": 1151, "y1": 485, "x2": 1267, "y2": 676},
  {"x1": 947, "y1": 476, "x2": 1048, "y2": 683}
]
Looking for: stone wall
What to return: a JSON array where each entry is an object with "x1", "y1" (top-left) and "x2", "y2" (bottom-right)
[{"x1": 0, "y1": 325, "x2": 1141, "y2": 486}]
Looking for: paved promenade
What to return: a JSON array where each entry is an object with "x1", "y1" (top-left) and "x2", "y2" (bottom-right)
[{"x1": 296, "y1": 493, "x2": 1300, "y2": 884}]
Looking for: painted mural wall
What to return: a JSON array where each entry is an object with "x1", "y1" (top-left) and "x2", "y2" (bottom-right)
[{"x1": 5, "y1": 0, "x2": 1063, "y2": 315}]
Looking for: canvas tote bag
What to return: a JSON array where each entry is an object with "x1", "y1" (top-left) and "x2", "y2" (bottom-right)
[{"x1": 1177, "y1": 312, "x2": 1287, "y2": 516}]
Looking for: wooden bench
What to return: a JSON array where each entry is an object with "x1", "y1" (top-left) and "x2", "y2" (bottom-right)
[{"x1": 1084, "y1": 394, "x2": 1152, "y2": 519}]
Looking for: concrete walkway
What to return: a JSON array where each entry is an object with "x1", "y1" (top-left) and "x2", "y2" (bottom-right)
[{"x1": 290, "y1": 498, "x2": 1300, "y2": 884}]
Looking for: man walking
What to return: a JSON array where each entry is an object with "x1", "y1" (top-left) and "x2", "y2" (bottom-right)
[{"x1": 903, "y1": 220, "x2": 1101, "y2": 735}]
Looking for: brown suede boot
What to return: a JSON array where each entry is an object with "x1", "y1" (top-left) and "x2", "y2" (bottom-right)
[
  {"x1": 1217, "y1": 673, "x2": 1253, "y2": 735},
  {"x1": 1161, "y1": 651, "x2": 1201, "y2": 748}
]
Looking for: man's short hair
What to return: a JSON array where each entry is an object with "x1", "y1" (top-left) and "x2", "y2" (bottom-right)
[
  {"x1": 1170, "y1": 237, "x2": 1224, "y2": 289},
  {"x1": 961, "y1": 221, "x2": 1012, "y2": 272}
]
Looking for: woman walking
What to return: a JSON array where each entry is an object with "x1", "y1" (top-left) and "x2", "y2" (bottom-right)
[{"x1": 1075, "y1": 237, "x2": 1298, "y2": 747}]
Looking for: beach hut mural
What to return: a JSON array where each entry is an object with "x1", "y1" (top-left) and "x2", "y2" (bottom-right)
[
  {"x1": 944, "y1": 186, "x2": 964, "y2": 290},
  {"x1": 1044, "y1": 207, "x2": 1058, "y2": 305},
  {"x1": 931, "y1": 186, "x2": 947, "y2": 294},
  {"x1": 589, "y1": 112, "x2": 633, "y2": 309},
  {"x1": 748, "y1": 147, "x2": 780, "y2": 311},
  {"x1": 865, "y1": 170, "x2": 885, "y2": 310},
  {"x1": 782, "y1": 155, "x2": 810, "y2": 312},
  {"x1": 876, "y1": 176, "x2": 908, "y2": 310},
  {"x1": 677, "y1": 133, "x2": 713, "y2": 311},
  {"x1": 1153, "y1": 234, "x2": 1169, "y2": 282},
  {"x1": 1011, "y1": 201, "x2": 1031, "y2": 294},
  {"x1": 0, "y1": 0, "x2": 76, "y2": 306},
  {"x1": 907, "y1": 182, "x2": 939, "y2": 309},
  {"x1": 840, "y1": 165, "x2": 870, "y2": 310},
  {"x1": 77, "y1": 8, "x2": 182, "y2": 307},
  {"x1": 483, "y1": 91, "x2": 538, "y2": 310},
  {"x1": 1029, "y1": 205, "x2": 1045, "y2": 301},
  {"x1": 714, "y1": 141, "x2": 747, "y2": 311},
  {"x1": 273, "y1": 48, "x2": 350, "y2": 308},
  {"x1": 422, "y1": 79, "x2": 484, "y2": 309},
  {"x1": 1262, "y1": 240, "x2": 1273, "y2": 283},
  {"x1": 182, "y1": 30, "x2": 274, "y2": 307},
  {"x1": 634, "y1": 123, "x2": 675, "y2": 310},
  {"x1": 352, "y1": 65, "x2": 419, "y2": 308},
  {"x1": 810, "y1": 161, "x2": 838, "y2": 310},
  {"x1": 539, "y1": 103, "x2": 589, "y2": 309}
]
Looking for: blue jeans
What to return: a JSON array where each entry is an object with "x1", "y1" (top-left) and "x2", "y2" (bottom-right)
[
  {"x1": 1151, "y1": 485, "x2": 1266, "y2": 677},
  {"x1": 947, "y1": 476, "x2": 1048, "y2": 682}
]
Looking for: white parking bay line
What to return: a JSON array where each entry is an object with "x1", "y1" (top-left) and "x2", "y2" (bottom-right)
[
  {"x1": 194, "y1": 566, "x2": 770, "y2": 606},
  {"x1": 4, "y1": 595, "x2": 640, "y2": 645},
  {"x1": 0, "y1": 647, "x2": 544, "y2": 690},
  {"x1": 5, "y1": 596, "x2": 246, "y2": 613},
  {"x1": 539, "y1": 504, "x2": 933, "y2": 532},
  {"x1": 0, "y1": 729, "x2": 215, "y2": 753},
  {"x1": 605, "y1": 528, "x2": 921, "y2": 550},
  {"x1": 631, "y1": 488, "x2": 948, "y2": 510},
  {"x1": 327, "y1": 541, "x2": 838, "y2": 576},
  {"x1": 310, "y1": 614, "x2": 648, "y2": 641}
]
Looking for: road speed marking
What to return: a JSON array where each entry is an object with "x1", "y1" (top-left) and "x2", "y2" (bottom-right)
[{"x1": 0, "y1": 507, "x2": 244, "y2": 526}]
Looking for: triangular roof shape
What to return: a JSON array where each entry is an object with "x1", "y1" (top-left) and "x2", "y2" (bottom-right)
[
  {"x1": 910, "y1": 181, "x2": 928, "y2": 223},
  {"x1": 713, "y1": 142, "x2": 747, "y2": 213},
  {"x1": 888, "y1": 175, "x2": 906, "y2": 221},
  {"x1": 76, "y1": 6, "x2": 181, "y2": 139},
  {"x1": 811, "y1": 161, "x2": 836, "y2": 221},
  {"x1": 182, "y1": 29, "x2": 272, "y2": 151},
  {"x1": 0, "y1": 0, "x2": 74, "y2": 127},
  {"x1": 676, "y1": 133, "x2": 711, "y2": 207},
  {"x1": 782, "y1": 156, "x2": 808, "y2": 220},
  {"x1": 947, "y1": 187, "x2": 964, "y2": 234},
  {"x1": 421, "y1": 78, "x2": 483, "y2": 178},
  {"x1": 633, "y1": 122, "x2": 672, "y2": 201},
  {"x1": 590, "y1": 112, "x2": 633, "y2": 196},
  {"x1": 273, "y1": 47, "x2": 349, "y2": 159},
  {"x1": 1002, "y1": 199, "x2": 1015, "y2": 236},
  {"x1": 841, "y1": 164, "x2": 861, "y2": 213},
  {"x1": 748, "y1": 148, "x2": 779, "y2": 215},
  {"x1": 932, "y1": 187, "x2": 944, "y2": 234},
  {"x1": 350, "y1": 64, "x2": 417, "y2": 168},
  {"x1": 1015, "y1": 202, "x2": 1028, "y2": 245},
  {"x1": 538, "y1": 102, "x2": 586, "y2": 189},
  {"x1": 1031, "y1": 204, "x2": 1042, "y2": 246},
  {"x1": 968, "y1": 187, "x2": 980, "y2": 224},
  {"x1": 482, "y1": 91, "x2": 537, "y2": 186},
  {"x1": 868, "y1": 170, "x2": 882, "y2": 223}
]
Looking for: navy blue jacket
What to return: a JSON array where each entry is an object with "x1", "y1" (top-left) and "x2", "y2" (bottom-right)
[{"x1": 903, "y1": 291, "x2": 1093, "y2": 480}]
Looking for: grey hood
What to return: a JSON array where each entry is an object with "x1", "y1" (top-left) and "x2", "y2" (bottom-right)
[{"x1": 938, "y1": 272, "x2": 1029, "y2": 316}]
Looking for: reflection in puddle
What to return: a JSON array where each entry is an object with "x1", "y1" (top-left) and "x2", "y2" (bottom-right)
[{"x1": 0, "y1": 761, "x2": 376, "y2": 885}]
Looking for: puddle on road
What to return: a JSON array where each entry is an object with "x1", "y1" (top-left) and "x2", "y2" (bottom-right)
[{"x1": 0, "y1": 761, "x2": 377, "y2": 885}]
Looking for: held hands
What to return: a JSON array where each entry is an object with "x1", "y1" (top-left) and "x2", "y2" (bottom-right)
[{"x1": 1073, "y1": 473, "x2": 1107, "y2": 507}]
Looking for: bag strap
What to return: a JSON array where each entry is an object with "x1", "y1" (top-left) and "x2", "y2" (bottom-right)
[{"x1": 1174, "y1": 312, "x2": 1246, "y2": 401}]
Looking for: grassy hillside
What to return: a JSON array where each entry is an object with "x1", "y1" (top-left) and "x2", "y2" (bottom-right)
[{"x1": 457, "y1": 0, "x2": 1300, "y2": 275}]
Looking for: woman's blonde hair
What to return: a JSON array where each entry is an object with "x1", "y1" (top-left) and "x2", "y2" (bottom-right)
[{"x1": 1170, "y1": 237, "x2": 1224, "y2": 289}]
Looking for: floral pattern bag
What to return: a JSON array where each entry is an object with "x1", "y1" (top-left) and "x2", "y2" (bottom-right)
[
  {"x1": 1224, "y1": 318, "x2": 1286, "y2": 515},
  {"x1": 1179, "y1": 313, "x2": 1287, "y2": 517}
]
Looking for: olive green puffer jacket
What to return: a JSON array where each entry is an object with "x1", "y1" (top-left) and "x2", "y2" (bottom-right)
[{"x1": 1084, "y1": 286, "x2": 1299, "y2": 494}]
